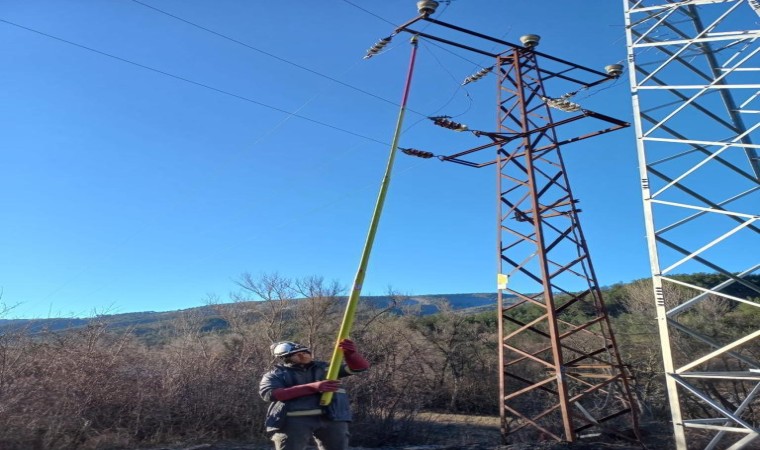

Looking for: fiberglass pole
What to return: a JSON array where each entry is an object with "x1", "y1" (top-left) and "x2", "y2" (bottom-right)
[{"x1": 320, "y1": 35, "x2": 420, "y2": 406}]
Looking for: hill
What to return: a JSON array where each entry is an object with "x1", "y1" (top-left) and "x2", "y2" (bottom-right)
[
  {"x1": 5, "y1": 272, "x2": 756, "y2": 337},
  {"x1": 0, "y1": 292, "x2": 506, "y2": 336}
]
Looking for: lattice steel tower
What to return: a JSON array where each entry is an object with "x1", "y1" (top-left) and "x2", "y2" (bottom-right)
[
  {"x1": 378, "y1": 1, "x2": 641, "y2": 444},
  {"x1": 489, "y1": 45, "x2": 640, "y2": 445},
  {"x1": 623, "y1": 1, "x2": 760, "y2": 449}
]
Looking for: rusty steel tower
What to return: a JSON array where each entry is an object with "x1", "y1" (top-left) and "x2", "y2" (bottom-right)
[
  {"x1": 624, "y1": 1, "x2": 760, "y2": 449},
  {"x1": 373, "y1": 1, "x2": 641, "y2": 444},
  {"x1": 488, "y1": 46, "x2": 640, "y2": 444}
]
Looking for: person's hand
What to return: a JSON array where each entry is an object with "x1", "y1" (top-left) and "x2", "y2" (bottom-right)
[
  {"x1": 339, "y1": 338, "x2": 370, "y2": 371},
  {"x1": 338, "y1": 339, "x2": 357, "y2": 355},
  {"x1": 310, "y1": 380, "x2": 341, "y2": 393}
]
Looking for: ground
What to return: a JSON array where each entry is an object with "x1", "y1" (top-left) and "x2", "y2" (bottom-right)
[{"x1": 137, "y1": 414, "x2": 672, "y2": 450}]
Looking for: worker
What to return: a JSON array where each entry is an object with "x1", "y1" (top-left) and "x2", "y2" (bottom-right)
[{"x1": 259, "y1": 339, "x2": 370, "y2": 450}]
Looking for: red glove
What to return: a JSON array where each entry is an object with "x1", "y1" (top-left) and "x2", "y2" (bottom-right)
[
  {"x1": 272, "y1": 380, "x2": 341, "y2": 402},
  {"x1": 339, "y1": 339, "x2": 357, "y2": 355},
  {"x1": 339, "y1": 339, "x2": 370, "y2": 371}
]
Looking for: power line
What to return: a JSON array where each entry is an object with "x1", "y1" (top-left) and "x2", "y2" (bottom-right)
[
  {"x1": 418, "y1": 42, "x2": 474, "y2": 118},
  {"x1": 339, "y1": 0, "x2": 398, "y2": 26},
  {"x1": 340, "y1": 0, "x2": 452, "y2": 27},
  {"x1": 129, "y1": 0, "x2": 418, "y2": 115},
  {"x1": 2, "y1": 6, "x2": 461, "y2": 310},
  {"x1": 129, "y1": 1, "x2": 477, "y2": 126},
  {"x1": 0, "y1": 18, "x2": 388, "y2": 146}
]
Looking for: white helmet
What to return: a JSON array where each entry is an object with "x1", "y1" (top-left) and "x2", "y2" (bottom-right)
[{"x1": 271, "y1": 341, "x2": 310, "y2": 358}]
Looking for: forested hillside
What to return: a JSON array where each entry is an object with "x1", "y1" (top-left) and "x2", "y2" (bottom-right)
[
  {"x1": 0, "y1": 273, "x2": 757, "y2": 449},
  {"x1": 0, "y1": 291, "x2": 502, "y2": 337}
]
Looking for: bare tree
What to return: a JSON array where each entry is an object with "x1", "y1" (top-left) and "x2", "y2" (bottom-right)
[
  {"x1": 408, "y1": 299, "x2": 497, "y2": 412},
  {"x1": 233, "y1": 272, "x2": 294, "y2": 343},
  {"x1": 292, "y1": 275, "x2": 343, "y2": 353}
]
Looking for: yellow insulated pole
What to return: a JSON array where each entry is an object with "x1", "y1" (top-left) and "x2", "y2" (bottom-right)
[{"x1": 321, "y1": 35, "x2": 420, "y2": 406}]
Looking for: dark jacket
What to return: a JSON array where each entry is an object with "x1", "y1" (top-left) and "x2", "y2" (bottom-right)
[{"x1": 259, "y1": 360, "x2": 355, "y2": 431}]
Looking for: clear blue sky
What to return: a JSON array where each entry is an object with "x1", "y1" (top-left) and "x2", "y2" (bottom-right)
[{"x1": 2, "y1": 1, "x2": 653, "y2": 319}]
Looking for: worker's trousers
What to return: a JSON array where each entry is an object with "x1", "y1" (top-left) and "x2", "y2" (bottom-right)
[{"x1": 270, "y1": 416, "x2": 349, "y2": 450}]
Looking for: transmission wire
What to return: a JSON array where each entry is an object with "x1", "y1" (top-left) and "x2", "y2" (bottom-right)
[
  {"x1": 0, "y1": 16, "x2": 399, "y2": 304},
  {"x1": 0, "y1": 18, "x2": 388, "y2": 146},
  {"x1": 128, "y1": 0, "x2": 424, "y2": 116},
  {"x1": 418, "y1": 40, "x2": 473, "y2": 118},
  {"x1": 339, "y1": 0, "x2": 398, "y2": 26},
  {"x1": 6, "y1": 5, "x2": 467, "y2": 304}
]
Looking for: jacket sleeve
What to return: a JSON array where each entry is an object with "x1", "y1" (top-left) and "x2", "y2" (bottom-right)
[
  {"x1": 259, "y1": 369, "x2": 286, "y2": 402},
  {"x1": 344, "y1": 352, "x2": 370, "y2": 373}
]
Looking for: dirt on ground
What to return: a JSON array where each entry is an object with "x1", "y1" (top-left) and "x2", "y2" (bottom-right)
[{"x1": 137, "y1": 415, "x2": 671, "y2": 450}]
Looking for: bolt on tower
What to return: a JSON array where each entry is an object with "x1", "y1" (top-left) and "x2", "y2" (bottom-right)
[{"x1": 623, "y1": 1, "x2": 760, "y2": 449}]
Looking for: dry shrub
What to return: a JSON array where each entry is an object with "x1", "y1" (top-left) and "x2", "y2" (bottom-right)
[
  {"x1": 0, "y1": 322, "x2": 148, "y2": 449},
  {"x1": 0, "y1": 316, "x2": 271, "y2": 450},
  {"x1": 346, "y1": 316, "x2": 432, "y2": 447},
  {"x1": 0, "y1": 283, "x2": 502, "y2": 449}
]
